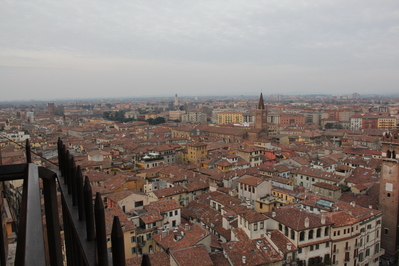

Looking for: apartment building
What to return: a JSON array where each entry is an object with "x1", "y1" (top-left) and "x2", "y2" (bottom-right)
[{"x1": 217, "y1": 111, "x2": 243, "y2": 125}]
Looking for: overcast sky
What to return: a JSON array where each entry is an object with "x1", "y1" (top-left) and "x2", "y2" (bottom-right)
[{"x1": 1, "y1": 0, "x2": 399, "y2": 101}]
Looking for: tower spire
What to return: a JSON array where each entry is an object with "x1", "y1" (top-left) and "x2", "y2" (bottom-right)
[{"x1": 258, "y1": 93, "x2": 265, "y2": 110}]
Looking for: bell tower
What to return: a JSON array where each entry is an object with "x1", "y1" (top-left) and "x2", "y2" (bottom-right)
[
  {"x1": 379, "y1": 129, "x2": 399, "y2": 259},
  {"x1": 254, "y1": 93, "x2": 268, "y2": 132}
]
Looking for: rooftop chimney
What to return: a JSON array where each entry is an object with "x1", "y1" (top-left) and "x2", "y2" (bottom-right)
[
  {"x1": 321, "y1": 214, "x2": 326, "y2": 224},
  {"x1": 272, "y1": 211, "x2": 276, "y2": 218},
  {"x1": 287, "y1": 243, "x2": 292, "y2": 250},
  {"x1": 242, "y1": 256, "x2": 246, "y2": 264},
  {"x1": 304, "y1": 217, "x2": 309, "y2": 228}
]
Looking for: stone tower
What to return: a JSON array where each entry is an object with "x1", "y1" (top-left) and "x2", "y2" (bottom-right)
[
  {"x1": 379, "y1": 129, "x2": 399, "y2": 259},
  {"x1": 254, "y1": 93, "x2": 268, "y2": 131},
  {"x1": 174, "y1": 94, "x2": 179, "y2": 106}
]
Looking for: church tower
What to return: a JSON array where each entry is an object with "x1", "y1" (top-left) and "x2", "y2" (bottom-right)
[
  {"x1": 379, "y1": 129, "x2": 399, "y2": 259},
  {"x1": 254, "y1": 93, "x2": 268, "y2": 132},
  {"x1": 174, "y1": 94, "x2": 179, "y2": 106}
]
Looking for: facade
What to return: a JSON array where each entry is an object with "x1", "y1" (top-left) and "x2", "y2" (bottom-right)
[
  {"x1": 279, "y1": 114, "x2": 306, "y2": 126},
  {"x1": 181, "y1": 112, "x2": 207, "y2": 123},
  {"x1": 217, "y1": 112, "x2": 243, "y2": 125},
  {"x1": 237, "y1": 175, "x2": 271, "y2": 205},
  {"x1": 186, "y1": 143, "x2": 207, "y2": 164},
  {"x1": 379, "y1": 130, "x2": 399, "y2": 261}
]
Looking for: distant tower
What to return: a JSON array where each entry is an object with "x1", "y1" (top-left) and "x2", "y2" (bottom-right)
[
  {"x1": 48, "y1": 103, "x2": 55, "y2": 115},
  {"x1": 379, "y1": 129, "x2": 399, "y2": 259},
  {"x1": 174, "y1": 94, "x2": 179, "y2": 106},
  {"x1": 254, "y1": 93, "x2": 268, "y2": 132}
]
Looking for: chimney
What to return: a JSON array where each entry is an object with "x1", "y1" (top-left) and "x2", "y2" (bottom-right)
[
  {"x1": 185, "y1": 223, "x2": 189, "y2": 230},
  {"x1": 369, "y1": 205, "x2": 372, "y2": 209},
  {"x1": 272, "y1": 211, "x2": 276, "y2": 218},
  {"x1": 267, "y1": 231, "x2": 271, "y2": 238},
  {"x1": 321, "y1": 214, "x2": 326, "y2": 224},
  {"x1": 287, "y1": 243, "x2": 292, "y2": 250},
  {"x1": 242, "y1": 256, "x2": 246, "y2": 264},
  {"x1": 304, "y1": 217, "x2": 309, "y2": 228}
]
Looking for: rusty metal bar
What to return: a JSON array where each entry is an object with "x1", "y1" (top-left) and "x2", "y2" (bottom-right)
[
  {"x1": 39, "y1": 167, "x2": 63, "y2": 266},
  {"x1": 141, "y1": 253, "x2": 151, "y2": 266},
  {"x1": 95, "y1": 192, "x2": 108, "y2": 266},
  {"x1": 76, "y1": 165, "x2": 85, "y2": 221},
  {"x1": 71, "y1": 158, "x2": 78, "y2": 206},
  {"x1": 84, "y1": 176, "x2": 95, "y2": 241},
  {"x1": 25, "y1": 139, "x2": 31, "y2": 163},
  {"x1": 111, "y1": 216, "x2": 126, "y2": 266},
  {"x1": 15, "y1": 164, "x2": 46, "y2": 266}
]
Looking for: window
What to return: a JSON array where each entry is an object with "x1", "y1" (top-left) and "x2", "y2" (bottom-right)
[
  {"x1": 169, "y1": 211, "x2": 173, "y2": 217},
  {"x1": 260, "y1": 222, "x2": 264, "y2": 230},
  {"x1": 298, "y1": 248, "x2": 302, "y2": 254},
  {"x1": 317, "y1": 228, "x2": 321, "y2": 238},
  {"x1": 175, "y1": 210, "x2": 178, "y2": 216},
  {"x1": 131, "y1": 247, "x2": 136, "y2": 254},
  {"x1": 325, "y1": 227, "x2": 329, "y2": 236},
  {"x1": 254, "y1": 223, "x2": 258, "y2": 231},
  {"x1": 326, "y1": 242, "x2": 329, "y2": 248},
  {"x1": 310, "y1": 245, "x2": 314, "y2": 251},
  {"x1": 309, "y1": 230, "x2": 314, "y2": 240},
  {"x1": 366, "y1": 248, "x2": 370, "y2": 257},
  {"x1": 385, "y1": 228, "x2": 389, "y2": 235},
  {"x1": 375, "y1": 243, "x2": 380, "y2": 254},
  {"x1": 279, "y1": 224, "x2": 283, "y2": 231},
  {"x1": 300, "y1": 232, "x2": 305, "y2": 241},
  {"x1": 291, "y1": 230, "x2": 295, "y2": 240},
  {"x1": 316, "y1": 244, "x2": 319, "y2": 250},
  {"x1": 135, "y1": 201, "x2": 144, "y2": 207},
  {"x1": 131, "y1": 236, "x2": 136, "y2": 243}
]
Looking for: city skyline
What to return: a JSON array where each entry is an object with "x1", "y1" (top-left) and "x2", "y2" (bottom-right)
[{"x1": 1, "y1": 0, "x2": 399, "y2": 101}]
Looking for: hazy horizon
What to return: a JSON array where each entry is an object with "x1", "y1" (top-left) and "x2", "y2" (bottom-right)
[{"x1": 2, "y1": 0, "x2": 399, "y2": 101}]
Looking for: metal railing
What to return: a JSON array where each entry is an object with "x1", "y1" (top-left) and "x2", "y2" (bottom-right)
[{"x1": 0, "y1": 138, "x2": 150, "y2": 266}]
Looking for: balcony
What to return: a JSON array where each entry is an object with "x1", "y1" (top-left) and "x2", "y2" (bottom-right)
[
  {"x1": 333, "y1": 249, "x2": 339, "y2": 254},
  {"x1": 0, "y1": 139, "x2": 146, "y2": 266}
]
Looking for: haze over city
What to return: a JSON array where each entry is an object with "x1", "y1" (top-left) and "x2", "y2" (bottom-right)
[{"x1": 1, "y1": 0, "x2": 399, "y2": 101}]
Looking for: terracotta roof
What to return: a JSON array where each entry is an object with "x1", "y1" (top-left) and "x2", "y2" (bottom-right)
[
  {"x1": 140, "y1": 210, "x2": 163, "y2": 224},
  {"x1": 145, "y1": 199, "x2": 180, "y2": 213},
  {"x1": 104, "y1": 206, "x2": 135, "y2": 235},
  {"x1": 238, "y1": 175, "x2": 265, "y2": 187},
  {"x1": 171, "y1": 245, "x2": 213, "y2": 266},
  {"x1": 265, "y1": 206, "x2": 333, "y2": 231},
  {"x1": 222, "y1": 228, "x2": 283, "y2": 265},
  {"x1": 209, "y1": 253, "x2": 230, "y2": 266},
  {"x1": 152, "y1": 223, "x2": 210, "y2": 251},
  {"x1": 152, "y1": 185, "x2": 187, "y2": 198}
]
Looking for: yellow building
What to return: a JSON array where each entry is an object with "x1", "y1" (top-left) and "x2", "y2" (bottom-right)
[
  {"x1": 378, "y1": 117, "x2": 397, "y2": 130},
  {"x1": 255, "y1": 187, "x2": 296, "y2": 213},
  {"x1": 217, "y1": 112, "x2": 243, "y2": 125},
  {"x1": 187, "y1": 143, "x2": 207, "y2": 164}
]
